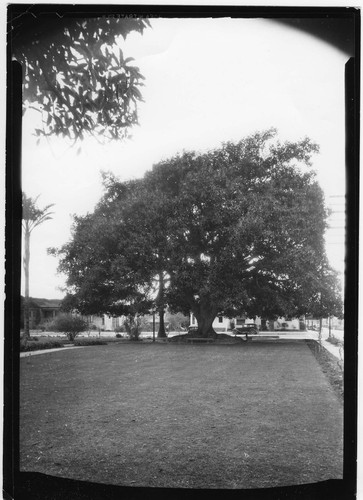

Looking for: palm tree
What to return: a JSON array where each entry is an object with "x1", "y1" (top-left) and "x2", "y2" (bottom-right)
[{"x1": 22, "y1": 193, "x2": 54, "y2": 339}]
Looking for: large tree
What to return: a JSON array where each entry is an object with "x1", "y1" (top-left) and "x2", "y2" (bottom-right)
[
  {"x1": 10, "y1": 8, "x2": 149, "y2": 141},
  {"x1": 143, "y1": 129, "x2": 341, "y2": 336},
  {"x1": 22, "y1": 193, "x2": 54, "y2": 339},
  {"x1": 53, "y1": 130, "x2": 342, "y2": 337}
]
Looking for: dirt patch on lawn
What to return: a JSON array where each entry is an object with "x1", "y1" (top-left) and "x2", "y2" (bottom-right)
[{"x1": 305, "y1": 340, "x2": 343, "y2": 404}]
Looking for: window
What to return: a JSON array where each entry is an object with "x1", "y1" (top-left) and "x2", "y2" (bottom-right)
[{"x1": 218, "y1": 316, "x2": 223, "y2": 323}]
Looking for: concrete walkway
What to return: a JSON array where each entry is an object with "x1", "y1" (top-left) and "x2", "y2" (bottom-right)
[
  {"x1": 20, "y1": 346, "x2": 85, "y2": 358},
  {"x1": 229, "y1": 329, "x2": 344, "y2": 360},
  {"x1": 305, "y1": 330, "x2": 344, "y2": 361}
]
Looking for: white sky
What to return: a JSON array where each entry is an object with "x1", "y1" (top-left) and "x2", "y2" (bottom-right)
[{"x1": 21, "y1": 17, "x2": 348, "y2": 299}]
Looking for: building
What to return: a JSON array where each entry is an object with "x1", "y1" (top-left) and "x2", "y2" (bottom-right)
[
  {"x1": 189, "y1": 313, "x2": 303, "y2": 332},
  {"x1": 85, "y1": 314, "x2": 123, "y2": 331},
  {"x1": 21, "y1": 297, "x2": 62, "y2": 329}
]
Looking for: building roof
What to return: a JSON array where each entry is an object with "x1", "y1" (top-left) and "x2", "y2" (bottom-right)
[{"x1": 22, "y1": 297, "x2": 63, "y2": 309}]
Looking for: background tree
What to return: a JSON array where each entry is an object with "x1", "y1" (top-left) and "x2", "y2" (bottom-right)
[
  {"x1": 51, "y1": 174, "x2": 170, "y2": 337},
  {"x1": 113, "y1": 179, "x2": 172, "y2": 337},
  {"x1": 22, "y1": 193, "x2": 54, "y2": 339},
  {"x1": 10, "y1": 9, "x2": 150, "y2": 141},
  {"x1": 49, "y1": 178, "x2": 154, "y2": 324},
  {"x1": 300, "y1": 262, "x2": 343, "y2": 338}
]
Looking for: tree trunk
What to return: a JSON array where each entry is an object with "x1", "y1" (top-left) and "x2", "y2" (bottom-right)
[
  {"x1": 157, "y1": 308, "x2": 167, "y2": 338},
  {"x1": 23, "y1": 227, "x2": 30, "y2": 340},
  {"x1": 194, "y1": 304, "x2": 218, "y2": 338},
  {"x1": 157, "y1": 271, "x2": 167, "y2": 338},
  {"x1": 268, "y1": 318, "x2": 275, "y2": 332},
  {"x1": 261, "y1": 318, "x2": 267, "y2": 331}
]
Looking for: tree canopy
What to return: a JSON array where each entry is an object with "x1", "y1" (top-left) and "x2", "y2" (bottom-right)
[
  {"x1": 53, "y1": 129, "x2": 343, "y2": 337},
  {"x1": 10, "y1": 10, "x2": 150, "y2": 141},
  {"x1": 50, "y1": 178, "x2": 155, "y2": 317},
  {"x1": 22, "y1": 193, "x2": 54, "y2": 233}
]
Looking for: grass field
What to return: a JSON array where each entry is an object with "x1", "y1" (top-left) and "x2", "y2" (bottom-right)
[{"x1": 20, "y1": 340, "x2": 343, "y2": 489}]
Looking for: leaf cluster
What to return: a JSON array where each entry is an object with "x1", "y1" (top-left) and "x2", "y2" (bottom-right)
[
  {"x1": 11, "y1": 14, "x2": 150, "y2": 141},
  {"x1": 22, "y1": 192, "x2": 54, "y2": 234}
]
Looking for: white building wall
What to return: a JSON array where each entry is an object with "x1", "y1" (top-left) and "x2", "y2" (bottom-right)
[
  {"x1": 190, "y1": 313, "x2": 301, "y2": 331},
  {"x1": 86, "y1": 314, "x2": 123, "y2": 331},
  {"x1": 190, "y1": 313, "x2": 260, "y2": 331}
]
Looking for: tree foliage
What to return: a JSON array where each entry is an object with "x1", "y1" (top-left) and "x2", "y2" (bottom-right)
[
  {"x1": 11, "y1": 11, "x2": 150, "y2": 141},
  {"x1": 165, "y1": 312, "x2": 189, "y2": 332},
  {"x1": 49, "y1": 178, "x2": 154, "y2": 317},
  {"x1": 53, "y1": 129, "x2": 343, "y2": 337},
  {"x1": 23, "y1": 193, "x2": 54, "y2": 233}
]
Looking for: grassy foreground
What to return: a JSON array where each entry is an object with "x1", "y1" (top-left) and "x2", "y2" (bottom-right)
[{"x1": 20, "y1": 341, "x2": 343, "y2": 489}]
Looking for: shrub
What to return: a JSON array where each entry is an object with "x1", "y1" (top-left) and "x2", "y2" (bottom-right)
[
  {"x1": 20, "y1": 340, "x2": 64, "y2": 352},
  {"x1": 115, "y1": 333, "x2": 123, "y2": 338},
  {"x1": 122, "y1": 314, "x2": 144, "y2": 341},
  {"x1": 49, "y1": 314, "x2": 88, "y2": 341},
  {"x1": 73, "y1": 339, "x2": 107, "y2": 346},
  {"x1": 165, "y1": 312, "x2": 189, "y2": 332},
  {"x1": 326, "y1": 336, "x2": 343, "y2": 347},
  {"x1": 38, "y1": 320, "x2": 55, "y2": 332}
]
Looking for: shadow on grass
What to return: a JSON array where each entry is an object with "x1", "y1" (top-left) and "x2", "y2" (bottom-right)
[{"x1": 13, "y1": 472, "x2": 348, "y2": 500}]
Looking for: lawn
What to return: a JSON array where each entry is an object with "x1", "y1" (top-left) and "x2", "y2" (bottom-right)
[{"x1": 20, "y1": 340, "x2": 343, "y2": 490}]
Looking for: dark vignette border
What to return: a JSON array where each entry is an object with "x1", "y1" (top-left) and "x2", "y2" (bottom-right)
[{"x1": 5, "y1": 4, "x2": 360, "y2": 500}]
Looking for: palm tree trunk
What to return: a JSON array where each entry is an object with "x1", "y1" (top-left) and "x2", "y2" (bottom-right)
[{"x1": 23, "y1": 227, "x2": 30, "y2": 339}]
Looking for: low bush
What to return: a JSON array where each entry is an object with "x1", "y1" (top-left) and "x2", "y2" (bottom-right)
[
  {"x1": 49, "y1": 314, "x2": 88, "y2": 341},
  {"x1": 20, "y1": 341, "x2": 64, "y2": 352},
  {"x1": 114, "y1": 325, "x2": 125, "y2": 333},
  {"x1": 326, "y1": 336, "x2": 343, "y2": 347},
  {"x1": 115, "y1": 333, "x2": 123, "y2": 338},
  {"x1": 73, "y1": 339, "x2": 108, "y2": 346}
]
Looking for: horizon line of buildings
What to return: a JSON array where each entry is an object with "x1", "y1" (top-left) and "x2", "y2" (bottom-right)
[{"x1": 21, "y1": 296, "x2": 343, "y2": 333}]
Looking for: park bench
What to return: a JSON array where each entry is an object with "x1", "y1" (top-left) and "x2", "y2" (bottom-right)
[{"x1": 233, "y1": 325, "x2": 259, "y2": 342}]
